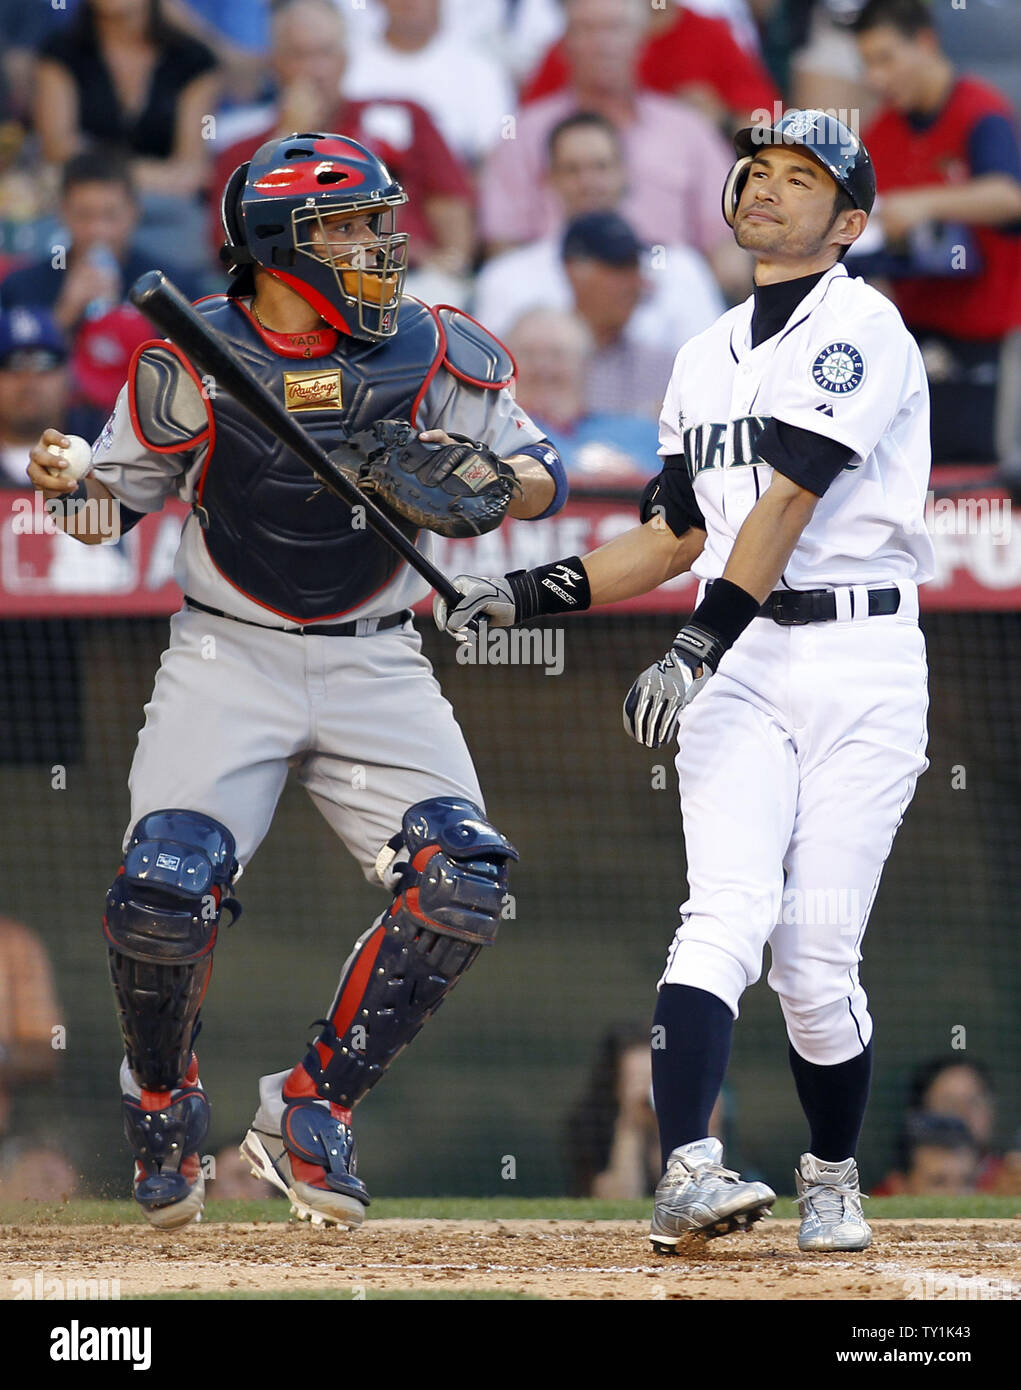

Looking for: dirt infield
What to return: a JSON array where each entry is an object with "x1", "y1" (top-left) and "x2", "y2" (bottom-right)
[{"x1": 3, "y1": 1218, "x2": 1019, "y2": 1299}]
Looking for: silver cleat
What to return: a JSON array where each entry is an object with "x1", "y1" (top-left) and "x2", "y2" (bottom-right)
[
  {"x1": 650, "y1": 1138, "x2": 775, "y2": 1252},
  {"x1": 795, "y1": 1152, "x2": 872, "y2": 1252}
]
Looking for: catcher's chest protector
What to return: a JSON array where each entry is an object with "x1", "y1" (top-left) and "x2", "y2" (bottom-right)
[{"x1": 194, "y1": 297, "x2": 443, "y2": 622}]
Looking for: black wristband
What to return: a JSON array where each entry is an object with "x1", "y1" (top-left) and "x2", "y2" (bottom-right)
[
  {"x1": 687, "y1": 578, "x2": 761, "y2": 655},
  {"x1": 506, "y1": 556, "x2": 592, "y2": 621}
]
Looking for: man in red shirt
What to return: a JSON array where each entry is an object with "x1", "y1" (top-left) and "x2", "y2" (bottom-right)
[
  {"x1": 520, "y1": 1, "x2": 779, "y2": 131},
  {"x1": 209, "y1": 0, "x2": 474, "y2": 286},
  {"x1": 855, "y1": 0, "x2": 1021, "y2": 463}
]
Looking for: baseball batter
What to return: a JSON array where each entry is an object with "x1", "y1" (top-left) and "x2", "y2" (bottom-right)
[
  {"x1": 28, "y1": 133, "x2": 566, "y2": 1230},
  {"x1": 437, "y1": 110, "x2": 934, "y2": 1251}
]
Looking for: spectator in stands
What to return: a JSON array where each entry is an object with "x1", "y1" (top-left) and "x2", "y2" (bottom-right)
[
  {"x1": 519, "y1": 0, "x2": 780, "y2": 130},
  {"x1": 0, "y1": 152, "x2": 198, "y2": 431},
  {"x1": 479, "y1": 0, "x2": 748, "y2": 298},
  {"x1": 341, "y1": 0, "x2": 565, "y2": 86},
  {"x1": 0, "y1": 915, "x2": 63, "y2": 1145},
  {"x1": 564, "y1": 1021, "x2": 729, "y2": 1197},
  {"x1": 876, "y1": 1113, "x2": 981, "y2": 1196},
  {"x1": 506, "y1": 308, "x2": 660, "y2": 481},
  {"x1": 210, "y1": 0, "x2": 475, "y2": 304},
  {"x1": 474, "y1": 113, "x2": 724, "y2": 350},
  {"x1": 908, "y1": 1055, "x2": 1018, "y2": 1195},
  {"x1": 33, "y1": 0, "x2": 220, "y2": 272},
  {"x1": 1, "y1": 151, "x2": 198, "y2": 331},
  {"x1": 559, "y1": 213, "x2": 678, "y2": 419},
  {"x1": 854, "y1": 0, "x2": 1021, "y2": 464},
  {"x1": 0, "y1": 308, "x2": 87, "y2": 484},
  {"x1": 343, "y1": 0, "x2": 516, "y2": 165}
]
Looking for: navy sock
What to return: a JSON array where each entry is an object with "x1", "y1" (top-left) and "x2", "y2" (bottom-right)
[
  {"x1": 788, "y1": 1040, "x2": 873, "y2": 1162},
  {"x1": 651, "y1": 984, "x2": 734, "y2": 1168}
]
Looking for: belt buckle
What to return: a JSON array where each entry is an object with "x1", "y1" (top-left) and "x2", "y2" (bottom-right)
[{"x1": 771, "y1": 596, "x2": 811, "y2": 627}]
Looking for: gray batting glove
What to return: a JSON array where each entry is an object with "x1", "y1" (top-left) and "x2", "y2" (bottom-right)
[
  {"x1": 433, "y1": 574, "x2": 517, "y2": 638},
  {"x1": 622, "y1": 625, "x2": 722, "y2": 747}
]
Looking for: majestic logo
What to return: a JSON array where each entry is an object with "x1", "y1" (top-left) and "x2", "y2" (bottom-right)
[
  {"x1": 283, "y1": 369, "x2": 342, "y2": 411},
  {"x1": 812, "y1": 342, "x2": 865, "y2": 395}
]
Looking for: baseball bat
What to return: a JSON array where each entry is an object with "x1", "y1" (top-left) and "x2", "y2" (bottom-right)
[{"x1": 129, "y1": 270, "x2": 463, "y2": 608}]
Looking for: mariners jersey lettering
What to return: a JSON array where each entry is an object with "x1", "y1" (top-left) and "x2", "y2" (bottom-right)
[{"x1": 657, "y1": 264, "x2": 935, "y2": 589}]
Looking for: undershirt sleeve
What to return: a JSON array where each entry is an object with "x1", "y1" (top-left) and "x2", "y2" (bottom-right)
[
  {"x1": 639, "y1": 453, "x2": 706, "y2": 537},
  {"x1": 755, "y1": 419, "x2": 855, "y2": 497}
]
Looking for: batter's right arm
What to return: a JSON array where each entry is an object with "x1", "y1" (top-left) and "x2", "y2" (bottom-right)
[{"x1": 434, "y1": 518, "x2": 706, "y2": 635}]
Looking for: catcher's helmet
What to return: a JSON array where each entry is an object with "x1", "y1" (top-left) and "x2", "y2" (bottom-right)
[
  {"x1": 722, "y1": 108, "x2": 876, "y2": 227},
  {"x1": 219, "y1": 132, "x2": 409, "y2": 339}
]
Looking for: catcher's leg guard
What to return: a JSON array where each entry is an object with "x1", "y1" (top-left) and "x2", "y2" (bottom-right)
[
  {"x1": 104, "y1": 809, "x2": 240, "y2": 1225},
  {"x1": 290, "y1": 796, "x2": 517, "y2": 1108},
  {"x1": 244, "y1": 798, "x2": 516, "y2": 1225}
]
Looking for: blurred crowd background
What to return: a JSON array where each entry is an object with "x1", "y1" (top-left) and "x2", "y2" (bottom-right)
[
  {"x1": 0, "y1": 0, "x2": 1019, "y2": 1201},
  {"x1": 1, "y1": 0, "x2": 1020, "y2": 479}
]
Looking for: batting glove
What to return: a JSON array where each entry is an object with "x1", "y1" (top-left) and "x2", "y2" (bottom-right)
[
  {"x1": 434, "y1": 574, "x2": 517, "y2": 638},
  {"x1": 622, "y1": 624, "x2": 724, "y2": 747}
]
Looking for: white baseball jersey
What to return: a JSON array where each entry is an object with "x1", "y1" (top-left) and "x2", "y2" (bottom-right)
[
  {"x1": 653, "y1": 264, "x2": 933, "y2": 1067},
  {"x1": 657, "y1": 263, "x2": 936, "y2": 589}
]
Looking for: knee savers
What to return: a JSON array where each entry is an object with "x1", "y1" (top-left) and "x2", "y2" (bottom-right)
[
  {"x1": 294, "y1": 797, "x2": 517, "y2": 1109},
  {"x1": 104, "y1": 810, "x2": 240, "y2": 1090}
]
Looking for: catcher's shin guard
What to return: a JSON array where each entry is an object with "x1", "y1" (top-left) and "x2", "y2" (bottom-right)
[
  {"x1": 285, "y1": 797, "x2": 517, "y2": 1110},
  {"x1": 104, "y1": 809, "x2": 241, "y2": 1089}
]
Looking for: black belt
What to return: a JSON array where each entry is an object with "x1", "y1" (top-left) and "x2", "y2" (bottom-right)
[
  {"x1": 183, "y1": 595, "x2": 412, "y2": 636},
  {"x1": 755, "y1": 586, "x2": 900, "y2": 626}
]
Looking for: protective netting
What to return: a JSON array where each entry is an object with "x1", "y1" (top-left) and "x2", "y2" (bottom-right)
[{"x1": 0, "y1": 608, "x2": 1017, "y2": 1197}]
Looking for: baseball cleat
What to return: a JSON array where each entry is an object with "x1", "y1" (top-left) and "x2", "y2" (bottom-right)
[
  {"x1": 649, "y1": 1137, "x2": 775, "y2": 1252},
  {"x1": 122, "y1": 1055, "x2": 209, "y2": 1230},
  {"x1": 241, "y1": 1097, "x2": 370, "y2": 1229},
  {"x1": 795, "y1": 1152, "x2": 872, "y2": 1251}
]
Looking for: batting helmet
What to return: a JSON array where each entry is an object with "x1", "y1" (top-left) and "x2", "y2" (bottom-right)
[
  {"x1": 219, "y1": 132, "x2": 409, "y2": 340},
  {"x1": 722, "y1": 108, "x2": 876, "y2": 227}
]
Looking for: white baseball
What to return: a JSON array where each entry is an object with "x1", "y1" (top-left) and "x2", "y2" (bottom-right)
[{"x1": 46, "y1": 434, "x2": 93, "y2": 481}]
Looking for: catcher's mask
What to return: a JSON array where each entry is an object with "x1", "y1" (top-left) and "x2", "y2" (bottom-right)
[
  {"x1": 220, "y1": 132, "x2": 409, "y2": 340},
  {"x1": 722, "y1": 108, "x2": 876, "y2": 228}
]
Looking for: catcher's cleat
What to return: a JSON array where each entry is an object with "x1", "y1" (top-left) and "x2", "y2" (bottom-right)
[
  {"x1": 241, "y1": 1095, "x2": 370, "y2": 1229},
  {"x1": 649, "y1": 1138, "x2": 775, "y2": 1253},
  {"x1": 122, "y1": 1054, "x2": 208, "y2": 1230},
  {"x1": 795, "y1": 1152, "x2": 872, "y2": 1252}
]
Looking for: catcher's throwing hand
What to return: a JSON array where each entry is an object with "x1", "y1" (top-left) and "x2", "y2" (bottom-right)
[
  {"x1": 433, "y1": 573, "x2": 517, "y2": 638},
  {"x1": 623, "y1": 624, "x2": 722, "y2": 746},
  {"x1": 328, "y1": 419, "x2": 520, "y2": 538}
]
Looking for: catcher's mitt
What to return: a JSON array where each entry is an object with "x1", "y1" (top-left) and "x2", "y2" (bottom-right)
[{"x1": 328, "y1": 419, "x2": 520, "y2": 538}]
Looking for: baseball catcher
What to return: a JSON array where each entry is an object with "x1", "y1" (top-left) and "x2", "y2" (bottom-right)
[{"x1": 28, "y1": 132, "x2": 566, "y2": 1230}]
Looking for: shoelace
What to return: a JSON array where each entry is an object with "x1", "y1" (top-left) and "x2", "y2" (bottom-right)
[
  {"x1": 664, "y1": 1159, "x2": 742, "y2": 1190},
  {"x1": 798, "y1": 1181, "x2": 868, "y2": 1224}
]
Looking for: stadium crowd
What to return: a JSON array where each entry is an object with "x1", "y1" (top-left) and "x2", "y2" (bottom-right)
[{"x1": 0, "y1": 0, "x2": 1018, "y2": 480}]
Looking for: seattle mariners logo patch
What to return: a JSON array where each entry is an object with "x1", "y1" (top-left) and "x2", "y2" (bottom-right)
[{"x1": 812, "y1": 342, "x2": 865, "y2": 395}]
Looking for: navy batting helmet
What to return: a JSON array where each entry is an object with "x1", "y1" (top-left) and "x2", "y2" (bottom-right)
[
  {"x1": 722, "y1": 108, "x2": 876, "y2": 227},
  {"x1": 220, "y1": 132, "x2": 409, "y2": 340}
]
